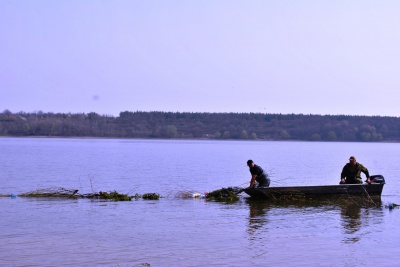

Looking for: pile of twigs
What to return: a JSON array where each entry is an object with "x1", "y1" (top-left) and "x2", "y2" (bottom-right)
[
  {"x1": 11, "y1": 187, "x2": 154, "y2": 202},
  {"x1": 19, "y1": 187, "x2": 79, "y2": 198}
]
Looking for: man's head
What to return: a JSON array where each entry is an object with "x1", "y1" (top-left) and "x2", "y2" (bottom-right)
[
  {"x1": 349, "y1": 156, "x2": 357, "y2": 165},
  {"x1": 247, "y1": 159, "x2": 254, "y2": 167}
]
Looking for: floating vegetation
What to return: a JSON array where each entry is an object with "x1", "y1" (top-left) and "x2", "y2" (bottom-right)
[
  {"x1": 142, "y1": 193, "x2": 160, "y2": 200},
  {"x1": 99, "y1": 191, "x2": 132, "y2": 201},
  {"x1": 11, "y1": 187, "x2": 133, "y2": 201},
  {"x1": 1, "y1": 188, "x2": 164, "y2": 201},
  {"x1": 206, "y1": 187, "x2": 243, "y2": 202}
]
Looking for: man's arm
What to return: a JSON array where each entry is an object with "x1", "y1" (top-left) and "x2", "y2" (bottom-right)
[
  {"x1": 361, "y1": 164, "x2": 371, "y2": 183},
  {"x1": 249, "y1": 174, "x2": 257, "y2": 188},
  {"x1": 340, "y1": 165, "x2": 346, "y2": 184}
]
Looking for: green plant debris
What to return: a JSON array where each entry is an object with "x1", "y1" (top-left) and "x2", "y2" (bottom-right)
[
  {"x1": 13, "y1": 187, "x2": 134, "y2": 201},
  {"x1": 206, "y1": 187, "x2": 241, "y2": 202},
  {"x1": 99, "y1": 191, "x2": 132, "y2": 201},
  {"x1": 1, "y1": 187, "x2": 164, "y2": 201},
  {"x1": 142, "y1": 193, "x2": 160, "y2": 200}
]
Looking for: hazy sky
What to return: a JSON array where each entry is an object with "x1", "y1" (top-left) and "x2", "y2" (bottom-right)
[{"x1": 1, "y1": 1, "x2": 400, "y2": 117}]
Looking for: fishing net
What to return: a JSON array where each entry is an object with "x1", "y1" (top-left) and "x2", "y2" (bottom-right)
[{"x1": 172, "y1": 190, "x2": 207, "y2": 198}]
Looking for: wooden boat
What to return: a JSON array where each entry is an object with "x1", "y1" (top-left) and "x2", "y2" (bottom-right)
[{"x1": 243, "y1": 175, "x2": 385, "y2": 200}]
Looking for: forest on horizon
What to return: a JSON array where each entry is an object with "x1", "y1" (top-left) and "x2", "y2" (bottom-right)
[{"x1": 1, "y1": 109, "x2": 400, "y2": 142}]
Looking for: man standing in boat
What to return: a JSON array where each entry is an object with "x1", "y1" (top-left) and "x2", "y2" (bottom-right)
[
  {"x1": 247, "y1": 159, "x2": 270, "y2": 188},
  {"x1": 340, "y1": 156, "x2": 371, "y2": 184}
]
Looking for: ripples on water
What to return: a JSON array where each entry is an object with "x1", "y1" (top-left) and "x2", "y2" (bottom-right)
[{"x1": 1, "y1": 138, "x2": 399, "y2": 266}]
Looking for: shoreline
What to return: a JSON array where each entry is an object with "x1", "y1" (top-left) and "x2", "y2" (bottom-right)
[{"x1": 1, "y1": 135, "x2": 399, "y2": 143}]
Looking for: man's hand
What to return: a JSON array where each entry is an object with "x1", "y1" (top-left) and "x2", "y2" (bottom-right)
[
  {"x1": 249, "y1": 175, "x2": 257, "y2": 189},
  {"x1": 366, "y1": 177, "x2": 371, "y2": 184},
  {"x1": 340, "y1": 178, "x2": 345, "y2": 184}
]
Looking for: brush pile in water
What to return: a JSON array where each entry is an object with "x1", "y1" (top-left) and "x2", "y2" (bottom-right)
[
  {"x1": 15, "y1": 187, "x2": 134, "y2": 201},
  {"x1": 142, "y1": 193, "x2": 160, "y2": 200},
  {"x1": 205, "y1": 187, "x2": 243, "y2": 202},
  {"x1": 18, "y1": 187, "x2": 79, "y2": 198},
  {"x1": 99, "y1": 191, "x2": 132, "y2": 201}
]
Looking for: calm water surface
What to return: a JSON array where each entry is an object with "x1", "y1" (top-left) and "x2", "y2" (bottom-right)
[{"x1": 1, "y1": 138, "x2": 399, "y2": 266}]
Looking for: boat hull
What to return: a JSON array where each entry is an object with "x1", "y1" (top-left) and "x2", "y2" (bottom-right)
[{"x1": 243, "y1": 183, "x2": 384, "y2": 200}]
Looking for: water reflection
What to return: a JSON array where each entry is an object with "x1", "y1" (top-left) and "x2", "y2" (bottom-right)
[
  {"x1": 246, "y1": 200, "x2": 270, "y2": 238},
  {"x1": 245, "y1": 199, "x2": 326, "y2": 239},
  {"x1": 245, "y1": 198, "x2": 384, "y2": 244},
  {"x1": 339, "y1": 200, "x2": 383, "y2": 244},
  {"x1": 341, "y1": 203, "x2": 363, "y2": 243}
]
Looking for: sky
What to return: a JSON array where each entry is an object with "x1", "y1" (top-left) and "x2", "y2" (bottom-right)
[{"x1": 1, "y1": 1, "x2": 400, "y2": 117}]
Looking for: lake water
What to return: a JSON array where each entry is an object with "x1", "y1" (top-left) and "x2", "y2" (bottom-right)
[{"x1": 1, "y1": 137, "x2": 399, "y2": 266}]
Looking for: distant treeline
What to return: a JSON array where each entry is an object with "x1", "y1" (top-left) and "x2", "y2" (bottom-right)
[{"x1": 1, "y1": 109, "x2": 400, "y2": 142}]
